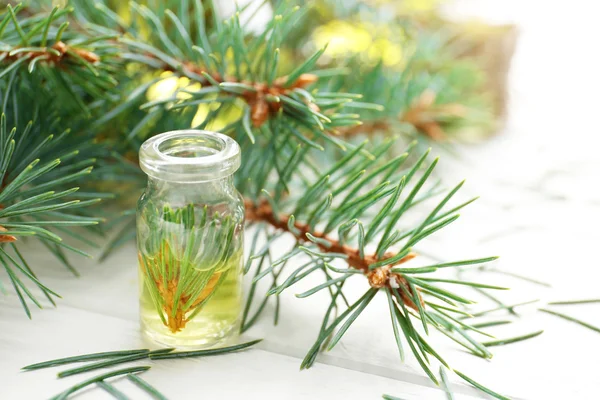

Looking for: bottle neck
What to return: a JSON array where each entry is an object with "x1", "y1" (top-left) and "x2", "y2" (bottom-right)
[{"x1": 146, "y1": 175, "x2": 237, "y2": 203}]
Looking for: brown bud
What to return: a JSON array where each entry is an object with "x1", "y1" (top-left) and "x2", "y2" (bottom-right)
[
  {"x1": 52, "y1": 41, "x2": 68, "y2": 55},
  {"x1": 51, "y1": 41, "x2": 100, "y2": 64},
  {"x1": 276, "y1": 73, "x2": 319, "y2": 89},
  {"x1": 367, "y1": 267, "x2": 389, "y2": 289},
  {"x1": 251, "y1": 98, "x2": 269, "y2": 127},
  {"x1": 419, "y1": 121, "x2": 446, "y2": 141},
  {"x1": 73, "y1": 48, "x2": 100, "y2": 63},
  {"x1": 292, "y1": 73, "x2": 318, "y2": 88},
  {"x1": 0, "y1": 226, "x2": 16, "y2": 243}
]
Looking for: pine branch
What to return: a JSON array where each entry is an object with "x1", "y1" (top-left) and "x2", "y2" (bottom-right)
[
  {"x1": 245, "y1": 198, "x2": 420, "y2": 310},
  {"x1": 0, "y1": 5, "x2": 112, "y2": 69},
  {"x1": 246, "y1": 199, "x2": 417, "y2": 273},
  {"x1": 81, "y1": 1, "x2": 369, "y2": 151},
  {"x1": 239, "y1": 137, "x2": 510, "y2": 382},
  {"x1": 151, "y1": 54, "x2": 320, "y2": 127},
  {"x1": 0, "y1": 109, "x2": 103, "y2": 315},
  {"x1": 0, "y1": 3, "x2": 114, "y2": 315}
]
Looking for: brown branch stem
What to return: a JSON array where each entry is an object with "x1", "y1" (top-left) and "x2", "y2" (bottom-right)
[
  {"x1": 245, "y1": 199, "x2": 422, "y2": 310},
  {"x1": 158, "y1": 57, "x2": 318, "y2": 127},
  {"x1": 0, "y1": 41, "x2": 100, "y2": 66}
]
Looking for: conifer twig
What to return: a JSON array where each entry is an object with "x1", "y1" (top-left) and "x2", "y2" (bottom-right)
[
  {"x1": 0, "y1": 41, "x2": 100, "y2": 65},
  {"x1": 245, "y1": 199, "x2": 421, "y2": 309},
  {"x1": 154, "y1": 56, "x2": 320, "y2": 127}
]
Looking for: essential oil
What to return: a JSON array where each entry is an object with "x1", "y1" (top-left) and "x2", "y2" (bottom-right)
[{"x1": 137, "y1": 130, "x2": 244, "y2": 348}]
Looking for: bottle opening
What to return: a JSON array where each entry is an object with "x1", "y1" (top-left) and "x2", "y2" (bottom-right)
[
  {"x1": 158, "y1": 133, "x2": 225, "y2": 158},
  {"x1": 140, "y1": 130, "x2": 241, "y2": 182}
]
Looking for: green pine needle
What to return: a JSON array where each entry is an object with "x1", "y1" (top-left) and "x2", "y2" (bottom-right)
[
  {"x1": 439, "y1": 366, "x2": 455, "y2": 400},
  {"x1": 482, "y1": 330, "x2": 544, "y2": 347},
  {"x1": 149, "y1": 339, "x2": 263, "y2": 360},
  {"x1": 466, "y1": 299, "x2": 540, "y2": 318},
  {"x1": 57, "y1": 349, "x2": 173, "y2": 378},
  {"x1": 470, "y1": 320, "x2": 512, "y2": 329},
  {"x1": 539, "y1": 308, "x2": 600, "y2": 334},
  {"x1": 454, "y1": 370, "x2": 510, "y2": 400},
  {"x1": 128, "y1": 374, "x2": 169, "y2": 400},
  {"x1": 382, "y1": 395, "x2": 406, "y2": 400},
  {"x1": 548, "y1": 299, "x2": 600, "y2": 306},
  {"x1": 50, "y1": 366, "x2": 150, "y2": 400},
  {"x1": 96, "y1": 381, "x2": 130, "y2": 400},
  {"x1": 22, "y1": 349, "x2": 151, "y2": 371}
]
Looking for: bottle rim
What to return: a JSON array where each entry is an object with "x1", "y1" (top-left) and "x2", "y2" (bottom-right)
[{"x1": 139, "y1": 129, "x2": 241, "y2": 182}]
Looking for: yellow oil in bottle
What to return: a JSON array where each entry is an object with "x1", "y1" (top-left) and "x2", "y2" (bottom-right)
[{"x1": 139, "y1": 252, "x2": 243, "y2": 349}]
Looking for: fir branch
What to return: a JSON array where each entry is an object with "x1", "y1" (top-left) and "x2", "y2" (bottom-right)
[
  {"x1": 84, "y1": 1, "x2": 365, "y2": 150},
  {"x1": 240, "y1": 137, "x2": 502, "y2": 382},
  {"x1": 0, "y1": 4, "x2": 118, "y2": 106},
  {"x1": 0, "y1": 81, "x2": 105, "y2": 315},
  {"x1": 245, "y1": 199, "x2": 421, "y2": 309},
  {"x1": 465, "y1": 299, "x2": 539, "y2": 319},
  {"x1": 246, "y1": 200, "x2": 417, "y2": 274},
  {"x1": 23, "y1": 339, "x2": 261, "y2": 372},
  {"x1": 153, "y1": 56, "x2": 320, "y2": 128}
]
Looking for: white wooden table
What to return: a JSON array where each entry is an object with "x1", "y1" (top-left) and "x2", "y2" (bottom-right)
[{"x1": 2, "y1": 1, "x2": 600, "y2": 399}]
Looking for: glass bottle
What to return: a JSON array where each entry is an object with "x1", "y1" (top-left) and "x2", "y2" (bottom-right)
[{"x1": 137, "y1": 130, "x2": 244, "y2": 348}]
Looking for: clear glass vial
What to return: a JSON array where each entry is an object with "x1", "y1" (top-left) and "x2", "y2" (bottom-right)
[{"x1": 137, "y1": 130, "x2": 244, "y2": 349}]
